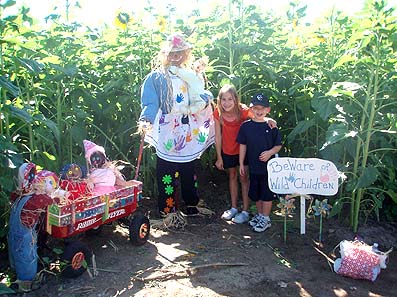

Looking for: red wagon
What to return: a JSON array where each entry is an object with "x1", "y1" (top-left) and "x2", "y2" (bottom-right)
[{"x1": 44, "y1": 180, "x2": 150, "y2": 277}]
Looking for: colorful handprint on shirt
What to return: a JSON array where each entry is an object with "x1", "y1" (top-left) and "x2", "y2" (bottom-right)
[
  {"x1": 174, "y1": 135, "x2": 186, "y2": 151},
  {"x1": 176, "y1": 93, "x2": 185, "y2": 104},
  {"x1": 197, "y1": 131, "x2": 207, "y2": 143}
]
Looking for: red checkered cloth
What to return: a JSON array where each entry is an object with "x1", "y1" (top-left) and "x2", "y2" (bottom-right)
[{"x1": 335, "y1": 241, "x2": 380, "y2": 281}]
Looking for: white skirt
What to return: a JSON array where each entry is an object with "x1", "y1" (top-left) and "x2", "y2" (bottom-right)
[{"x1": 145, "y1": 104, "x2": 215, "y2": 163}]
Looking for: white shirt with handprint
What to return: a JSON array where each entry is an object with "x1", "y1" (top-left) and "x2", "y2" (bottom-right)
[{"x1": 144, "y1": 73, "x2": 215, "y2": 162}]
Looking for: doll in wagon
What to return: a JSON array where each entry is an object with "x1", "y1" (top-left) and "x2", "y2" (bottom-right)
[{"x1": 83, "y1": 139, "x2": 137, "y2": 195}]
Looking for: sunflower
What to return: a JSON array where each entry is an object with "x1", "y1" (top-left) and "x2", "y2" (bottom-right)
[
  {"x1": 157, "y1": 16, "x2": 167, "y2": 33},
  {"x1": 114, "y1": 11, "x2": 132, "y2": 30}
]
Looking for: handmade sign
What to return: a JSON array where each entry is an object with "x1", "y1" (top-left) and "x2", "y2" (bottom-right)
[{"x1": 267, "y1": 157, "x2": 339, "y2": 234}]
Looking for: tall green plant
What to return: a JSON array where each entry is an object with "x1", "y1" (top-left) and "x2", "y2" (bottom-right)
[{"x1": 319, "y1": 1, "x2": 397, "y2": 231}]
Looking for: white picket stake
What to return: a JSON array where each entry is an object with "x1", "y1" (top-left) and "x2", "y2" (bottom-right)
[{"x1": 300, "y1": 195, "x2": 305, "y2": 234}]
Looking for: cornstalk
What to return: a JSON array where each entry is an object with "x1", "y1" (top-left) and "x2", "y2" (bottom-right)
[
  {"x1": 227, "y1": 0, "x2": 234, "y2": 75},
  {"x1": 352, "y1": 31, "x2": 381, "y2": 232},
  {"x1": 350, "y1": 75, "x2": 372, "y2": 226}
]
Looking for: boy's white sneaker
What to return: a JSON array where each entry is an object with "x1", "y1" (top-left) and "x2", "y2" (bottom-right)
[
  {"x1": 248, "y1": 214, "x2": 261, "y2": 227},
  {"x1": 221, "y1": 208, "x2": 238, "y2": 220},
  {"x1": 253, "y1": 217, "x2": 271, "y2": 233},
  {"x1": 232, "y1": 211, "x2": 249, "y2": 224}
]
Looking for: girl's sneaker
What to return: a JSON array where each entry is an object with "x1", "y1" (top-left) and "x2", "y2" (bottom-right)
[
  {"x1": 253, "y1": 217, "x2": 271, "y2": 233},
  {"x1": 248, "y1": 214, "x2": 261, "y2": 227},
  {"x1": 232, "y1": 211, "x2": 249, "y2": 224},
  {"x1": 221, "y1": 208, "x2": 238, "y2": 220}
]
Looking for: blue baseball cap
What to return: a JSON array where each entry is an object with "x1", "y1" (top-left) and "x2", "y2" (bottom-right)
[{"x1": 250, "y1": 93, "x2": 269, "y2": 107}]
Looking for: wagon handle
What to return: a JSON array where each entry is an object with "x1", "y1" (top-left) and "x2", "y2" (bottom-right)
[{"x1": 134, "y1": 132, "x2": 145, "y2": 180}]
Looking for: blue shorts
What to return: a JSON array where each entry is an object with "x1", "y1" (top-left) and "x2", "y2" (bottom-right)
[
  {"x1": 248, "y1": 173, "x2": 278, "y2": 202},
  {"x1": 222, "y1": 152, "x2": 248, "y2": 169}
]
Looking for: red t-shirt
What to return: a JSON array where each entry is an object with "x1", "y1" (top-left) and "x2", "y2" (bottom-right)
[{"x1": 213, "y1": 105, "x2": 250, "y2": 155}]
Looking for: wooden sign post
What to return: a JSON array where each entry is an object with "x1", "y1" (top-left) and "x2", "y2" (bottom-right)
[{"x1": 267, "y1": 157, "x2": 338, "y2": 234}]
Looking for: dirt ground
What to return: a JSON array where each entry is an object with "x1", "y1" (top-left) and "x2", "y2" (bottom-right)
[{"x1": 2, "y1": 168, "x2": 397, "y2": 297}]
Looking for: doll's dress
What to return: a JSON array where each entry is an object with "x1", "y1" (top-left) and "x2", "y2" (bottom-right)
[
  {"x1": 59, "y1": 179, "x2": 87, "y2": 200},
  {"x1": 88, "y1": 168, "x2": 117, "y2": 195}
]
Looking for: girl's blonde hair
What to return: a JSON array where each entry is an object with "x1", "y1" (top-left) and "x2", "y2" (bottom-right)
[{"x1": 216, "y1": 84, "x2": 241, "y2": 123}]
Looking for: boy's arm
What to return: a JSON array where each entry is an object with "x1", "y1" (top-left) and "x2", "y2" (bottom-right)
[{"x1": 239, "y1": 144, "x2": 247, "y2": 176}]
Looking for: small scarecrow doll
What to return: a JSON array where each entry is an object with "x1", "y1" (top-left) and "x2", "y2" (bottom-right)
[
  {"x1": 84, "y1": 139, "x2": 134, "y2": 195},
  {"x1": 8, "y1": 165, "x2": 62, "y2": 291},
  {"x1": 59, "y1": 163, "x2": 88, "y2": 200}
]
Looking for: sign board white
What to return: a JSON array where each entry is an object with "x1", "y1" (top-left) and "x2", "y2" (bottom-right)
[
  {"x1": 267, "y1": 157, "x2": 339, "y2": 235},
  {"x1": 267, "y1": 157, "x2": 339, "y2": 196}
]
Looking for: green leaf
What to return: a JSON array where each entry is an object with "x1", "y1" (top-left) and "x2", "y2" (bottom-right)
[
  {"x1": 287, "y1": 79, "x2": 312, "y2": 96},
  {"x1": 386, "y1": 190, "x2": 397, "y2": 204},
  {"x1": 0, "y1": 76, "x2": 20, "y2": 97},
  {"x1": 286, "y1": 119, "x2": 315, "y2": 142},
  {"x1": 52, "y1": 247, "x2": 63, "y2": 255},
  {"x1": 6, "y1": 105, "x2": 33, "y2": 123},
  {"x1": 326, "y1": 82, "x2": 362, "y2": 98},
  {"x1": 321, "y1": 123, "x2": 357, "y2": 150},
  {"x1": 15, "y1": 57, "x2": 44, "y2": 74},
  {"x1": 356, "y1": 166, "x2": 379, "y2": 189},
  {"x1": 329, "y1": 199, "x2": 343, "y2": 218},
  {"x1": 43, "y1": 151, "x2": 56, "y2": 161},
  {"x1": 332, "y1": 54, "x2": 355, "y2": 69},
  {"x1": 311, "y1": 96, "x2": 337, "y2": 120},
  {"x1": 1, "y1": 0, "x2": 16, "y2": 9},
  {"x1": 0, "y1": 283, "x2": 15, "y2": 294}
]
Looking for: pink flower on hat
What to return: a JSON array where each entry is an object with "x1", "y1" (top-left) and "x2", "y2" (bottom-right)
[
  {"x1": 83, "y1": 139, "x2": 106, "y2": 163},
  {"x1": 162, "y1": 33, "x2": 193, "y2": 53},
  {"x1": 171, "y1": 35, "x2": 183, "y2": 47}
]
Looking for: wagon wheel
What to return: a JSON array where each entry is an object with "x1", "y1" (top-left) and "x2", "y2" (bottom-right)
[
  {"x1": 61, "y1": 240, "x2": 92, "y2": 278},
  {"x1": 129, "y1": 214, "x2": 150, "y2": 246},
  {"x1": 86, "y1": 225, "x2": 103, "y2": 236}
]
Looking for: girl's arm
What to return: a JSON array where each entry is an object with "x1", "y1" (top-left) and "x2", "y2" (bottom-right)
[{"x1": 214, "y1": 118, "x2": 224, "y2": 170}]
